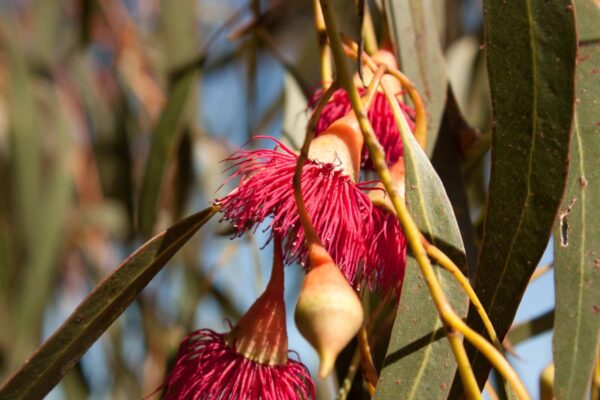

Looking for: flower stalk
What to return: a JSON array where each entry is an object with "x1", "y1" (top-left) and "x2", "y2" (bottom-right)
[{"x1": 318, "y1": 1, "x2": 529, "y2": 398}]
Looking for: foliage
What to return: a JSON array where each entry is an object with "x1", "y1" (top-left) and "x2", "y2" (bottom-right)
[{"x1": 0, "y1": 1, "x2": 597, "y2": 399}]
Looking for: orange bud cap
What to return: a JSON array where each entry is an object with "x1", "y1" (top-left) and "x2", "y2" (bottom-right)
[{"x1": 308, "y1": 114, "x2": 363, "y2": 181}]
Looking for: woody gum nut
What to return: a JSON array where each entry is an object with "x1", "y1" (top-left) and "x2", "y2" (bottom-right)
[{"x1": 294, "y1": 245, "x2": 364, "y2": 378}]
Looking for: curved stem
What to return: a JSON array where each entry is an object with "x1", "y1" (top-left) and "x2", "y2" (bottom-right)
[
  {"x1": 423, "y1": 238, "x2": 502, "y2": 351},
  {"x1": 341, "y1": 38, "x2": 427, "y2": 150},
  {"x1": 318, "y1": 2, "x2": 529, "y2": 399},
  {"x1": 358, "y1": 327, "x2": 378, "y2": 387},
  {"x1": 448, "y1": 330, "x2": 482, "y2": 400},
  {"x1": 293, "y1": 84, "x2": 337, "y2": 246},
  {"x1": 337, "y1": 347, "x2": 361, "y2": 400},
  {"x1": 313, "y1": 0, "x2": 332, "y2": 89}
]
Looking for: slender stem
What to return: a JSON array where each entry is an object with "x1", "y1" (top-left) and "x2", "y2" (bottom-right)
[
  {"x1": 318, "y1": 3, "x2": 529, "y2": 399},
  {"x1": 592, "y1": 351, "x2": 600, "y2": 400},
  {"x1": 529, "y1": 263, "x2": 552, "y2": 282},
  {"x1": 358, "y1": 327, "x2": 378, "y2": 387},
  {"x1": 423, "y1": 238, "x2": 502, "y2": 351},
  {"x1": 337, "y1": 347, "x2": 361, "y2": 400},
  {"x1": 448, "y1": 330, "x2": 482, "y2": 400},
  {"x1": 313, "y1": 0, "x2": 332, "y2": 89},
  {"x1": 293, "y1": 84, "x2": 337, "y2": 246},
  {"x1": 341, "y1": 38, "x2": 427, "y2": 150}
]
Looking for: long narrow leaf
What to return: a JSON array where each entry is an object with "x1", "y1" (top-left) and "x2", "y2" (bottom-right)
[
  {"x1": 384, "y1": 0, "x2": 448, "y2": 154},
  {"x1": 552, "y1": 36, "x2": 600, "y2": 400},
  {"x1": 456, "y1": 0, "x2": 577, "y2": 392},
  {"x1": 0, "y1": 207, "x2": 217, "y2": 400},
  {"x1": 374, "y1": 114, "x2": 468, "y2": 400}
]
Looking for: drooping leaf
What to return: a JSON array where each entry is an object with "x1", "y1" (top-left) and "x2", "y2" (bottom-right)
[
  {"x1": 552, "y1": 39, "x2": 600, "y2": 400},
  {"x1": 384, "y1": 0, "x2": 448, "y2": 154},
  {"x1": 0, "y1": 207, "x2": 217, "y2": 400},
  {"x1": 456, "y1": 0, "x2": 577, "y2": 392},
  {"x1": 374, "y1": 109, "x2": 469, "y2": 399},
  {"x1": 137, "y1": 70, "x2": 198, "y2": 236}
]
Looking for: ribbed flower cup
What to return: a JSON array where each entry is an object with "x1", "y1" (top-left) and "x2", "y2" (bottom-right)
[{"x1": 162, "y1": 237, "x2": 315, "y2": 400}]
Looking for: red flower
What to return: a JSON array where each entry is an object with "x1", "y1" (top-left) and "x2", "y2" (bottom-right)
[
  {"x1": 163, "y1": 237, "x2": 315, "y2": 399},
  {"x1": 310, "y1": 88, "x2": 416, "y2": 169},
  {"x1": 163, "y1": 329, "x2": 314, "y2": 400},
  {"x1": 217, "y1": 137, "x2": 383, "y2": 289},
  {"x1": 368, "y1": 206, "x2": 407, "y2": 295}
]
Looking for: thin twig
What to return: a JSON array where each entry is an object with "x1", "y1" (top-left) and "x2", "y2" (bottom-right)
[
  {"x1": 358, "y1": 327, "x2": 378, "y2": 387},
  {"x1": 337, "y1": 347, "x2": 361, "y2": 400},
  {"x1": 423, "y1": 237, "x2": 502, "y2": 351},
  {"x1": 313, "y1": 0, "x2": 332, "y2": 89}
]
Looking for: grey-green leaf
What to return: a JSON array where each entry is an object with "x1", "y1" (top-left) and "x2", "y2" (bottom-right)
[
  {"x1": 384, "y1": 0, "x2": 448, "y2": 155},
  {"x1": 0, "y1": 207, "x2": 217, "y2": 400},
  {"x1": 137, "y1": 70, "x2": 198, "y2": 237},
  {"x1": 457, "y1": 0, "x2": 577, "y2": 391},
  {"x1": 374, "y1": 115, "x2": 469, "y2": 400},
  {"x1": 575, "y1": 0, "x2": 600, "y2": 42},
  {"x1": 552, "y1": 40, "x2": 600, "y2": 400}
]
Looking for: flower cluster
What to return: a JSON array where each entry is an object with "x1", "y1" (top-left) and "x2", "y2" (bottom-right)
[{"x1": 161, "y1": 51, "x2": 413, "y2": 398}]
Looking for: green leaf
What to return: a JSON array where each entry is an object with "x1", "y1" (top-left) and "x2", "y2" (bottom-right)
[
  {"x1": 137, "y1": 70, "x2": 198, "y2": 236},
  {"x1": 384, "y1": 0, "x2": 448, "y2": 155},
  {"x1": 0, "y1": 207, "x2": 217, "y2": 400},
  {"x1": 575, "y1": 0, "x2": 600, "y2": 42},
  {"x1": 374, "y1": 110, "x2": 469, "y2": 399},
  {"x1": 456, "y1": 0, "x2": 577, "y2": 391},
  {"x1": 11, "y1": 91, "x2": 73, "y2": 368},
  {"x1": 552, "y1": 40, "x2": 600, "y2": 400}
]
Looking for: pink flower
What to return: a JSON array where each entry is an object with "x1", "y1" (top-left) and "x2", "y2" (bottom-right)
[
  {"x1": 163, "y1": 329, "x2": 314, "y2": 400},
  {"x1": 310, "y1": 87, "x2": 416, "y2": 169},
  {"x1": 163, "y1": 237, "x2": 315, "y2": 399},
  {"x1": 217, "y1": 137, "x2": 407, "y2": 293},
  {"x1": 218, "y1": 137, "x2": 381, "y2": 289},
  {"x1": 369, "y1": 206, "x2": 407, "y2": 295}
]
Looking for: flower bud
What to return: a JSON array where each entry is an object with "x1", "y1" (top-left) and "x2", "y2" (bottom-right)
[
  {"x1": 308, "y1": 114, "x2": 363, "y2": 181},
  {"x1": 294, "y1": 243, "x2": 364, "y2": 378}
]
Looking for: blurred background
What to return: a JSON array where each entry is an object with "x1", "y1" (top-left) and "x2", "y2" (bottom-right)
[{"x1": 0, "y1": 0, "x2": 554, "y2": 398}]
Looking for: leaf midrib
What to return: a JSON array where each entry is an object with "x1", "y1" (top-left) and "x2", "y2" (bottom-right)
[{"x1": 562, "y1": 116, "x2": 586, "y2": 397}]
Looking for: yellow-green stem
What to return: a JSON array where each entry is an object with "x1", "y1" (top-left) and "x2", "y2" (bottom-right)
[
  {"x1": 318, "y1": 2, "x2": 529, "y2": 399},
  {"x1": 424, "y1": 239, "x2": 502, "y2": 351},
  {"x1": 448, "y1": 330, "x2": 482, "y2": 400}
]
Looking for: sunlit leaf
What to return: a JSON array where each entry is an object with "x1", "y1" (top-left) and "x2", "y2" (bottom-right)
[
  {"x1": 384, "y1": 0, "x2": 448, "y2": 154},
  {"x1": 0, "y1": 207, "x2": 217, "y2": 400},
  {"x1": 552, "y1": 39, "x2": 600, "y2": 400},
  {"x1": 374, "y1": 112, "x2": 468, "y2": 400}
]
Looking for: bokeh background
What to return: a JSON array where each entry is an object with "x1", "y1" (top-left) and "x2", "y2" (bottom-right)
[{"x1": 0, "y1": 0, "x2": 554, "y2": 398}]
